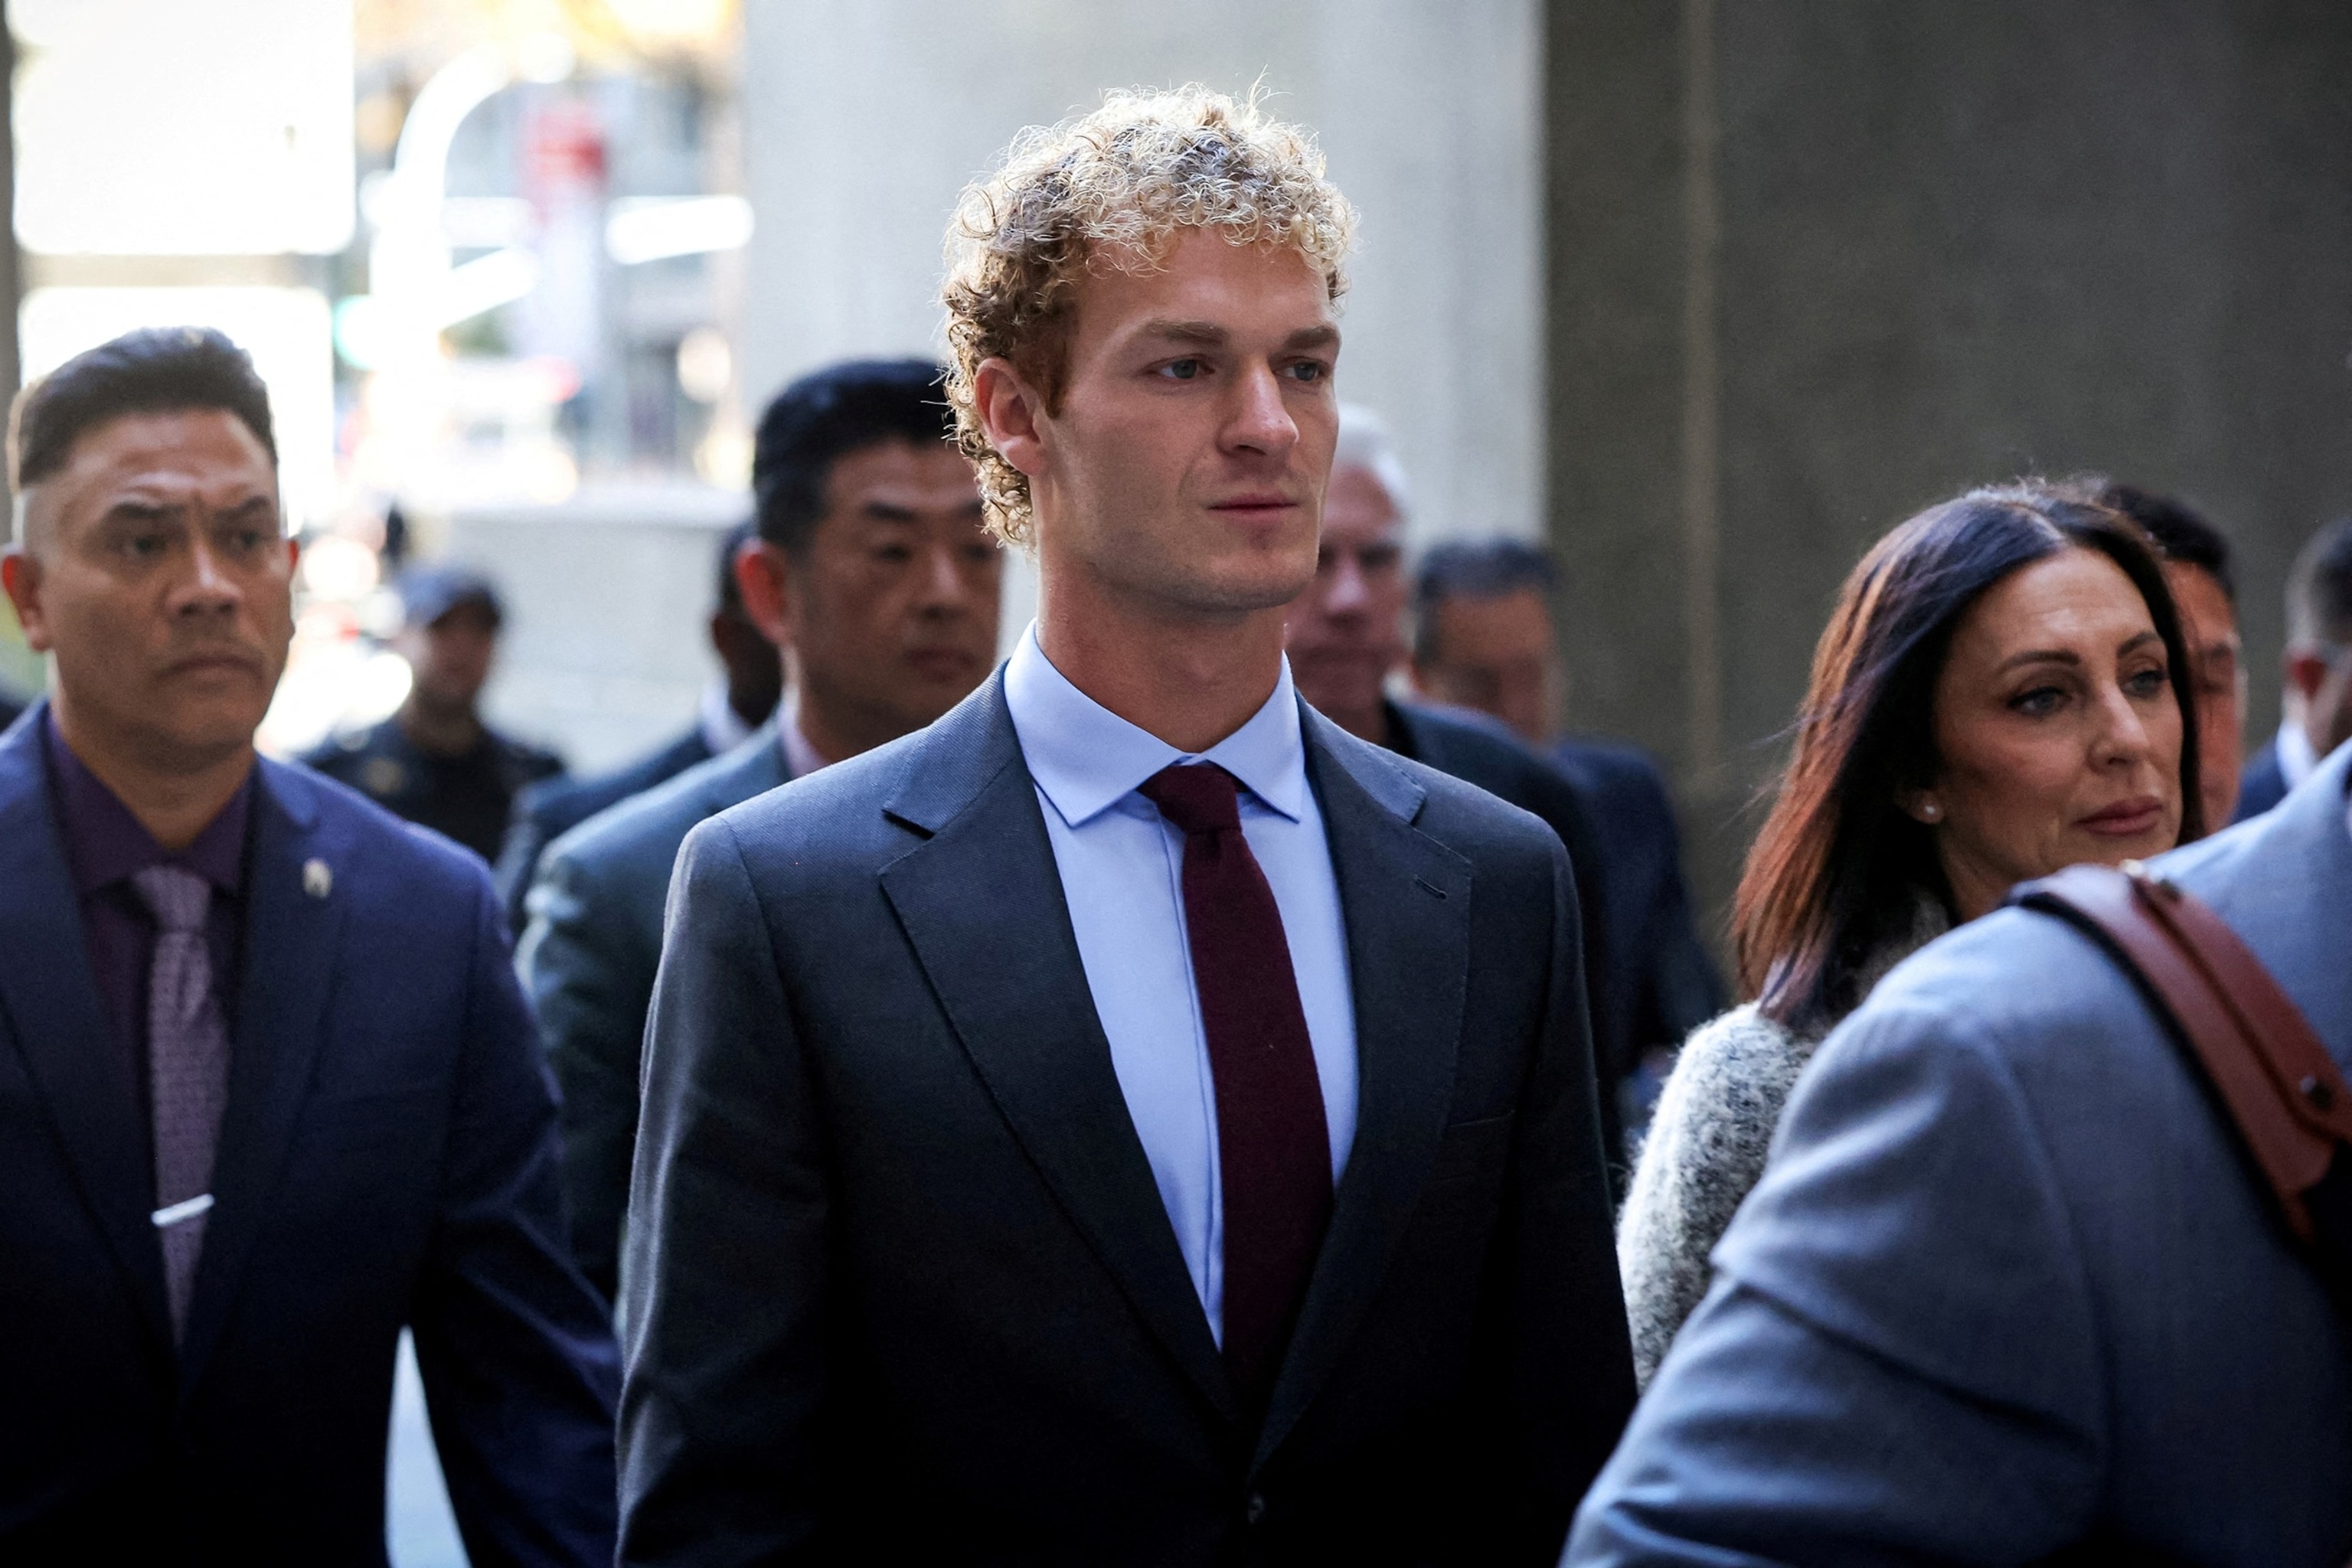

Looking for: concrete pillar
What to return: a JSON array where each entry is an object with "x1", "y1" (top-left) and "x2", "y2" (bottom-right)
[{"x1": 1549, "y1": 0, "x2": 2352, "y2": 930}]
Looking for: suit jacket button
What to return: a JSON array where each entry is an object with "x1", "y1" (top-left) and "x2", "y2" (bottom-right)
[{"x1": 1245, "y1": 1491, "x2": 1267, "y2": 1526}]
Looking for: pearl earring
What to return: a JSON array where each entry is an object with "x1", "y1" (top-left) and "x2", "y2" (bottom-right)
[{"x1": 1919, "y1": 801, "x2": 1942, "y2": 822}]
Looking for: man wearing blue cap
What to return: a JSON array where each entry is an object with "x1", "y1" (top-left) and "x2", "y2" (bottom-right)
[{"x1": 304, "y1": 563, "x2": 564, "y2": 862}]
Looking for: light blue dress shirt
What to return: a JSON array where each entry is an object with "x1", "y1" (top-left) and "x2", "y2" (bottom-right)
[{"x1": 1001, "y1": 624, "x2": 1358, "y2": 1345}]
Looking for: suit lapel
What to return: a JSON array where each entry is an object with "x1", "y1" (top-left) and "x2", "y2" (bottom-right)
[
  {"x1": 877, "y1": 678, "x2": 1240, "y2": 1425},
  {"x1": 0, "y1": 708, "x2": 173, "y2": 1344},
  {"x1": 1255, "y1": 709, "x2": 1472, "y2": 1471},
  {"x1": 177, "y1": 759, "x2": 347, "y2": 1387}
]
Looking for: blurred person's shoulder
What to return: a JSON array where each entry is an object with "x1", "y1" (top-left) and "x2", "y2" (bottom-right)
[
  {"x1": 261, "y1": 753, "x2": 498, "y2": 916},
  {"x1": 545, "y1": 727, "x2": 784, "y2": 889},
  {"x1": 1313, "y1": 704, "x2": 1570, "y2": 884},
  {"x1": 1550, "y1": 731, "x2": 1677, "y2": 820},
  {"x1": 486, "y1": 727, "x2": 565, "y2": 789}
]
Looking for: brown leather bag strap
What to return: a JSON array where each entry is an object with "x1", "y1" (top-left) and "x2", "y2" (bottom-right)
[{"x1": 2014, "y1": 862, "x2": 2352, "y2": 1247}]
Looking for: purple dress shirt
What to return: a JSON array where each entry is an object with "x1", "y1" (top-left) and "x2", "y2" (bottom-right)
[{"x1": 41, "y1": 714, "x2": 250, "y2": 1147}]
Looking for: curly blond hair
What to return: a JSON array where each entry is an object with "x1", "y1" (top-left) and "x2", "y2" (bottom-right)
[{"x1": 940, "y1": 85, "x2": 1357, "y2": 546}]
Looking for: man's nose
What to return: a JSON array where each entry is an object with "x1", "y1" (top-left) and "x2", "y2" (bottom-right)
[
  {"x1": 1225, "y1": 364, "x2": 1300, "y2": 457},
  {"x1": 176, "y1": 536, "x2": 242, "y2": 615},
  {"x1": 915, "y1": 541, "x2": 973, "y2": 612},
  {"x1": 1323, "y1": 554, "x2": 1370, "y2": 616}
]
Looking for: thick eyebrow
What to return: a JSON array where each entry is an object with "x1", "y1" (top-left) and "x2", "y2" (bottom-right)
[
  {"x1": 1138, "y1": 318, "x2": 1229, "y2": 348},
  {"x1": 1282, "y1": 324, "x2": 1340, "y2": 353}
]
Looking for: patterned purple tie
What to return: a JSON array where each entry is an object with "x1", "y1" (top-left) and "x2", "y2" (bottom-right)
[
  {"x1": 1137, "y1": 763, "x2": 1332, "y2": 1410},
  {"x1": 133, "y1": 864, "x2": 229, "y2": 1341}
]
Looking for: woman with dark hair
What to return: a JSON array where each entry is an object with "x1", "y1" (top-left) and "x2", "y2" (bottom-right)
[{"x1": 1618, "y1": 480, "x2": 2202, "y2": 1386}]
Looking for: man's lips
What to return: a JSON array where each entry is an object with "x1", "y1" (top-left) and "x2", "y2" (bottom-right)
[
  {"x1": 164, "y1": 649, "x2": 265, "y2": 679},
  {"x1": 1207, "y1": 493, "x2": 1302, "y2": 516},
  {"x1": 904, "y1": 647, "x2": 979, "y2": 680},
  {"x1": 2078, "y1": 795, "x2": 2165, "y2": 836}
]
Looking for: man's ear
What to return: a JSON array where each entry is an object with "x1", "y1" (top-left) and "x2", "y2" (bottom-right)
[
  {"x1": 971, "y1": 358, "x2": 1049, "y2": 482},
  {"x1": 734, "y1": 537, "x2": 796, "y2": 651},
  {"x1": 1, "y1": 550, "x2": 51, "y2": 653}
]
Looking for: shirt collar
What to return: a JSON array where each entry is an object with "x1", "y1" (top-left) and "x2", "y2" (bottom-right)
[
  {"x1": 2280, "y1": 722, "x2": 2321, "y2": 789},
  {"x1": 777, "y1": 688, "x2": 832, "y2": 781},
  {"x1": 1002, "y1": 621, "x2": 1308, "y2": 828},
  {"x1": 44, "y1": 710, "x2": 252, "y2": 898},
  {"x1": 697, "y1": 677, "x2": 755, "y2": 757}
]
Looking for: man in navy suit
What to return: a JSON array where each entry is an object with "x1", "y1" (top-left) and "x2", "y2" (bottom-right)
[
  {"x1": 2238, "y1": 515, "x2": 2352, "y2": 822},
  {"x1": 1566, "y1": 759, "x2": 2352, "y2": 1561},
  {"x1": 618, "y1": 90, "x2": 1633, "y2": 1564},
  {"x1": 494, "y1": 518, "x2": 783, "y2": 929},
  {"x1": 1408, "y1": 541, "x2": 1723, "y2": 1137},
  {"x1": 518, "y1": 358, "x2": 1000, "y2": 1301},
  {"x1": 0, "y1": 327, "x2": 617, "y2": 1562}
]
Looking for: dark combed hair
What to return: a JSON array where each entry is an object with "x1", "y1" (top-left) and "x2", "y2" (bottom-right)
[
  {"x1": 10, "y1": 326, "x2": 276, "y2": 492},
  {"x1": 751, "y1": 358, "x2": 956, "y2": 554},
  {"x1": 2288, "y1": 516, "x2": 2352, "y2": 648},
  {"x1": 2088, "y1": 479, "x2": 2234, "y2": 603},
  {"x1": 1736, "y1": 480, "x2": 2204, "y2": 1035},
  {"x1": 1411, "y1": 538, "x2": 1555, "y2": 662}
]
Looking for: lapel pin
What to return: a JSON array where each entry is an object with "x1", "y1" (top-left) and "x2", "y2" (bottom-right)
[{"x1": 302, "y1": 859, "x2": 333, "y2": 899}]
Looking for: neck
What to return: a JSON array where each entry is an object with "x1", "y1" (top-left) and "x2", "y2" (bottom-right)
[
  {"x1": 398, "y1": 694, "x2": 483, "y2": 756},
  {"x1": 780, "y1": 673, "x2": 854, "y2": 769},
  {"x1": 1323, "y1": 695, "x2": 1387, "y2": 745},
  {"x1": 1035, "y1": 560, "x2": 1289, "y2": 755},
  {"x1": 50, "y1": 698, "x2": 253, "y2": 853}
]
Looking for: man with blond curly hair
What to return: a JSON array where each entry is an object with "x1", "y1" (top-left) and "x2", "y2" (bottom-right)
[{"x1": 618, "y1": 87, "x2": 1634, "y2": 1565}]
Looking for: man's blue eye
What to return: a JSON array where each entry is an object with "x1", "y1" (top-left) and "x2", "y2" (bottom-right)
[
  {"x1": 1162, "y1": 360, "x2": 1200, "y2": 380},
  {"x1": 1288, "y1": 362, "x2": 1327, "y2": 382}
]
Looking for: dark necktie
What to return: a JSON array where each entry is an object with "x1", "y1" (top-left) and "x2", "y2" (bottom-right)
[
  {"x1": 133, "y1": 864, "x2": 230, "y2": 1341},
  {"x1": 1137, "y1": 763, "x2": 1332, "y2": 1408}
]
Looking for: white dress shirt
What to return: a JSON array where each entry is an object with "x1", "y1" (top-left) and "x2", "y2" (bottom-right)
[
  {"x1": 1002, "y1": 623, "x2": 1357, "y2": 1344},
  {"x1": 2277, "y1": 722, "x2": 2319, "y2": 792},
  {"x1": 697, "y1": 678, "x2": 755, "y2": 758},
  {"x1": 776, "y1": 688, "x2": 831, "y2": 782}
]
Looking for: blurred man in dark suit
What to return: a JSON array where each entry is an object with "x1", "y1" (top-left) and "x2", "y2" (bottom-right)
[
  {"x1": 1282, "y1": 406, "x2": 1629, "y2": 1169},
  {"x1": 618, "y1": 90, "x2": 1632, "y2": 1565},
  {"x1": 2237, "y1": 514, "x2": 2352, "y2": 821},
  {"x1": 303, "y1": 563, "x2": 564, "y2": 862},
  {"x1": 0, "y1": 327, "x2": 616, "y2": 1561},
  {"x1": 495, "y1": 517, "x2": 783, "y2": 929},
  {"x1": 1410, "y1": 540, "x2": 1723, "y2": 1136},
  {"x1": 518, "y1": 358, "x2": 999, "y2": 1302}
]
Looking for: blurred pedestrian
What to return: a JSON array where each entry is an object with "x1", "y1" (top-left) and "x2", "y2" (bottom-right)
[
  {"x1": 1409, "y1": 537, "x2": 1723, "y2": 1147},
  {"x1": 495, "y1": 517, "x2": 782, "y2": 928},
  {"x1": 303, "y1": 563, "x2": 563, "y2": 863},
  {"x1": 1616, "y1": 481, "x2": 2200, "y2": 1387},
  {"x1": 1282, "y1": 407, "x2": 1627, "y2": 1170},
  {"x1": 518, "y1": 358, "x2": 998, "y2": 1302},
  {"x1": 2237, "y1": 514, "x2": 2352, "y2": 820},
  {"x1": 0, "y1": 327, "x2": 616, "y2": 1560},
  {"x1": 1567, "y1": 567, "x2": 2348, "y2": 1568},
  {"x1": 2091, "y1": 480, "x2": 2243, "y2": 828},
  {"x1": 617, "y1": 88, "x2": 1632, "y2": 1564}
]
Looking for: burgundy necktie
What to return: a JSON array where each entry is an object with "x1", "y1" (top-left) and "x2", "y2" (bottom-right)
[
  {"x1": 1137, "y1": 762, "x2": 1332, "y2": 1408},
  {"x1": 133, "y1": 864, "x2": 230, "y2": 1341}
]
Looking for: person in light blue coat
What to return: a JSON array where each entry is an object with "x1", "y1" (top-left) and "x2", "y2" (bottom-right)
[{"x1": 1565, "y1": 741, "x2": 2352, "y2": 1564}]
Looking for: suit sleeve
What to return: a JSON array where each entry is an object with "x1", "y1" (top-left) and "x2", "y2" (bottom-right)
[
  {"x1": 518, "y1": 838, "x2": 662, "y2": 1302},
  {"x1": 619, "y1": 815, "x2": 831, "y2": 1566},
  {"x1": 1563, "y1": 997, "x2": 2105, "y2": 1565},
  {"x1": 1481, "y1": 832, "x2": 1638, "y2": 1559},
  {"x1": 412, "y1": 871, "x2": 622, "y2": 1568}
]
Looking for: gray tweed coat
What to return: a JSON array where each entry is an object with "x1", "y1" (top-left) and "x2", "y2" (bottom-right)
[{"x1": 1618, "y1": 901, "x2": 1947, "y2": 1387}]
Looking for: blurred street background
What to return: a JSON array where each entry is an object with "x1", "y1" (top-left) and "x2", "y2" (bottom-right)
[{"x1": 3, "y1": 5, "x2": 2350, "y2": 1557}]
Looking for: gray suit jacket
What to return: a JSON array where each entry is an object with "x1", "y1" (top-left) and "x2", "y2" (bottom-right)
[
  {"x1": 517, "y1": 724, "x2": 789, "y2": 1300},
  {"x1": 1566, "y1": 745, "x2": 2352, "y2": 1564},
  {"x1": 618, "y1": 671, "x2": 1635, "y2": 1565}
]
